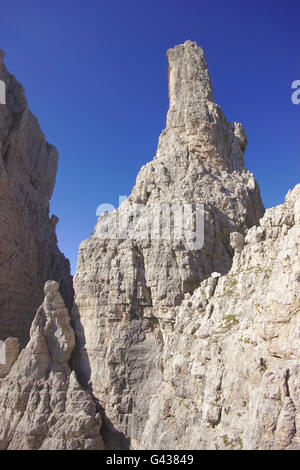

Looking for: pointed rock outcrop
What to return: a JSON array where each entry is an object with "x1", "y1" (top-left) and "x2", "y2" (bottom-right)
[
  {"x1": 0, "y1": 281, "x2": 104, "y2": 450},
  {"x1": 71, "y1": 41, "x2": 265, "y2": 444}
]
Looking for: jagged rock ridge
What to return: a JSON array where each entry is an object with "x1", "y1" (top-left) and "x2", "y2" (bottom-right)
[
  {"x1": 137, "y1": 184, "x2": 299, "y2": 449},
  {"x1": 0, "y1": 51, "x2": 73, "y2": 347}
]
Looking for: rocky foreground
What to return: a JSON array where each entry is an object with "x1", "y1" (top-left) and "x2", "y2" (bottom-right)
[{"x1": 0, "y1": 41, "x2": 299, "y2": 450}]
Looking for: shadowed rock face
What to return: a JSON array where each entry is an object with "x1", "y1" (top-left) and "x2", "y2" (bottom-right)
[
  {"x1": 0, "y1": 337, "x2": 19, "y2": 378},
  {"x1": 0, "y1": 51, "x2": 73, "y2": 348},
  {"x1": 0, "y1": 281, "x2": 105, "y2": 450},
  {"x1": 71, "y1": 41, "x2": 265, "y2": 445}
]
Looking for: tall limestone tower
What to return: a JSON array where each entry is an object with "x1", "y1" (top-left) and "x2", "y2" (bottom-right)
[{"x1": 72, "y1": 41, "x2": 265, "y2": 447}]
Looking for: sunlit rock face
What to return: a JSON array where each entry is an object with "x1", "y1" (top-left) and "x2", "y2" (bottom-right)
[
  {"x1": 71, "y1": 41, "x2": 268, "y2": 448},
  {"x1": 0, "y1": 51, "x2": 73, "y2": 348},
  {"x1": 136, "y1": 184, "x2": 300, "y2": 450}
]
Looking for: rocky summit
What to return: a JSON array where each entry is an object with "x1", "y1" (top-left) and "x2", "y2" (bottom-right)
[{"x1": 0, "y1": 41, "x2": 299, "y2": 450}]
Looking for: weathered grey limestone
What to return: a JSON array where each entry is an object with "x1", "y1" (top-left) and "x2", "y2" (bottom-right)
[
  {"x1": 71, "y1": 41, "x2": 267, "y2": 447},
  {"x1": 0, "y1": 281, "x2": 105, "y2": 450},
  {"x1": 0, "y1": 50, "x2": 73, "y2": 348},
  {"x1": 136, "y1": 184, "x2": 299, "y2": 449}
]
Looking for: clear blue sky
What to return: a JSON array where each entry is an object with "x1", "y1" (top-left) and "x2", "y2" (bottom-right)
[{"x1": 1, "y1": 0, "x2": 299, "y2": 273}]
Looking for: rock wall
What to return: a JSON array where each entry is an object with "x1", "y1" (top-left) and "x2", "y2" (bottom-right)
[
  {"x1": 0, "y1": 51, "x2": 73, "y2": 347},
  {"x1": 71, "y1": 41, "x2": 268, "y2": 446},
  {"x1": 135, "y1": 184, "x2": 299, "y2": 449}
]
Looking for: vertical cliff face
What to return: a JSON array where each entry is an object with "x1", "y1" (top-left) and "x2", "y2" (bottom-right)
[
  {"x1": 72, "y1": 41, "x2": 265, "y2": 445},
  {"x1": 138, "y1": 185, "x2": 300, "y2": 450},
  {"x1": 0, "y1": 51, "x2": 73, "y2": 347}
]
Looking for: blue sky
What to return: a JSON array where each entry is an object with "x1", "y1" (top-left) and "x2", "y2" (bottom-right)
[{"x1": 1, "y1": 0, "x2": 299, "y2": 273}]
